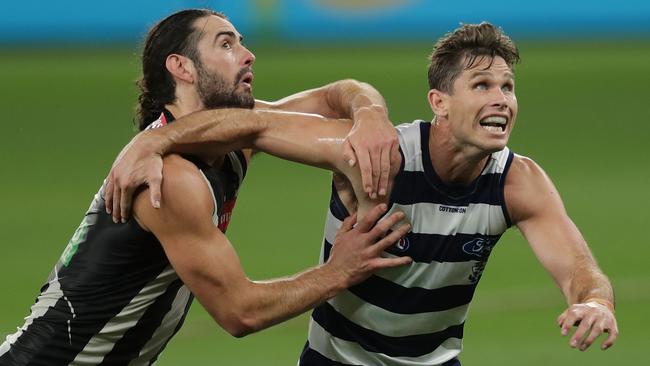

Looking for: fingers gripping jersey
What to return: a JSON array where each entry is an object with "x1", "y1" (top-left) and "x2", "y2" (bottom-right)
[
  {"x1": 300, "y1": 120, "x2": 514, "y2": 366},
  {"x1": 0, "y1": 111, "x2": 247, "y2": 366}
]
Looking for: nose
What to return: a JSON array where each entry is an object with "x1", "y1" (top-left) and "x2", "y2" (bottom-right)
[
  {"x1": 242, "y1": 46, "x2": 255, "y2": 67},
  {"x1": 490, "y1": 88, "x2": 508, "y2": 110}
]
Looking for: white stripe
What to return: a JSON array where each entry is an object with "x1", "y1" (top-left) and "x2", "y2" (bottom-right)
[
  {"x1": 481, "y1": 147, "x2": 510, "y2": 175},
  {"x1": 0, "y1": 267, "x2": 64, "y2": 355},
  {"x1": 198, "y1": 171, "x2": 220, "y2": 226},
  {"x1": 374, "y1": 255, "x2": 480, "y2": 289},
  {"x1": 397, "y1": 202, "x2": 507, "y2": 236},
  {"x1": 227, "y1": 151, "x2": 244, "y2": 185},
  {"x1": 70, "y1": 266, "x2": 179, "y2": 365},
  {"x1": 308, "y1": 319, "x2": 461, "y2": 366},
  {"x1": 329, "y1": 290, "x2": 470, "y2": 337},
  {"x1": 127, "y1": 285, "x2": 192, "y2": 366},
  {"x1": 396, "y1": 121, "x2": 424, "y2": 172}
]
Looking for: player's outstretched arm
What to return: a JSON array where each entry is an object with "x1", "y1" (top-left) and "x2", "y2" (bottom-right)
[
  {"x1": 506, "y1": 155, "x2": 618, "y2": 351},
  {"x1": 133, "y1": 155, "x2": 411, "y2": 337}
]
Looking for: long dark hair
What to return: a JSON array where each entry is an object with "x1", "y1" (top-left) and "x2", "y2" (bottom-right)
[{"x1": 135, "y1": 9, "x2": 224, "y2": 130}]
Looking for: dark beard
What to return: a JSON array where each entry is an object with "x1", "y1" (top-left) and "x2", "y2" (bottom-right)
[{"x1": 195, "y1": 61, "x2": 255, "y2": 110}]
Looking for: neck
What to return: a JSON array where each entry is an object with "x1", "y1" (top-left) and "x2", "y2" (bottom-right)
[
  {"x1": 165, "y1": 87, "x2": 204, "y2": 119},
  {"x1": 428, "y1": 120, "x2": 491, "y2": 185},
  {"x1": 164, "y1": 91, "x2": 223, "y2": 167}
]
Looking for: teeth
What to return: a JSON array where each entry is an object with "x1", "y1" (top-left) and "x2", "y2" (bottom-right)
[
  {"x1": 481, "y1": 125, "x2": 503, "y2": 132},
  {"x1": 480, "y1": 116, "x2": 507, "y2": 125}
]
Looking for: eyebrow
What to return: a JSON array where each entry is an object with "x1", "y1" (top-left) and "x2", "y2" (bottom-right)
[
  {"x1": 214, "y1": 31, "x2": 243, "y2": 44},
  {"x1": 469, "y1": 70, "x2": 515, "y2": 80}
]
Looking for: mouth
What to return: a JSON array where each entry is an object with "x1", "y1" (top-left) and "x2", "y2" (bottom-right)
[
  {"x1": 239, "y1": 71, "x2": 254, "y2": 90},
  {"x1": 478, "y1": 115, "x2": 508, "y2": 133}
]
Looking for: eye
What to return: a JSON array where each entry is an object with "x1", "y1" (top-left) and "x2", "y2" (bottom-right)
[
  {"x1": 501, "y1": 83, "x2": 514, "y2": 92},
  {"x1": 474, "y1": 82, "x2": 488, "y2": 91},
  {"x1": 221, "y1": 41, "x2": 232, "y2": 50}
]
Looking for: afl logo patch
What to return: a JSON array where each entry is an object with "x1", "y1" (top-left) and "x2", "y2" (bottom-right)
[{"x1": 396, "y1": 236, "x2": 410, "y2": 252}]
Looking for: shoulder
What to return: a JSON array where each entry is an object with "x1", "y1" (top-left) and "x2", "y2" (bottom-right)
[
  {"x1": 505, "y1": 154, "x2": 561, "y2": 224},
  {"x1": 133, "y1": 154, "x2": 214, "y2": 231},
  {"x1": 507, "y1": 154, "x2": 545, "y2": 180}
]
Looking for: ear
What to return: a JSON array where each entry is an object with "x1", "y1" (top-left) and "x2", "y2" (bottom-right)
[
  {"x1": 165, "y1": 54, "x2": 195, "y2": 84},
  {"x1": 427, "y1": 89, "x2": 449, "y2": 118}
]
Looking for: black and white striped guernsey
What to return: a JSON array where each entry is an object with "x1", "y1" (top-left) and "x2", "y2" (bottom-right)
[
  {"x1": 300, "y1": 120, "x2": 514, "y2": 366},
  {"x1": 0, "y1": 111, "x2": 247, "y2": 366}
]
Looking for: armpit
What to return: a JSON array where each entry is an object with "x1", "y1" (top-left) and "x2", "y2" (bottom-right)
[{"x1": 333, "y1": 172, "x2": 357, "y2": 214}]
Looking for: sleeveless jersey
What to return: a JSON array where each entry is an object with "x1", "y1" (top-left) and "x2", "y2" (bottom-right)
[
  {"x1": 300, "y1": 120, "x2": 514, "y2": 366},
  {"x1": 0, "y1": 111, "x2": 247, "y2": 366}
]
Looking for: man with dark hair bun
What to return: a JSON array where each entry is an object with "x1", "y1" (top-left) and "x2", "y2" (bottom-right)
[{"x1": 0, "y1": 9, "x2": 409, "y2": 365}]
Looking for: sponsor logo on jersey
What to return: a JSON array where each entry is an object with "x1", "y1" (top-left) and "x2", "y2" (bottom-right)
[
  {"x1": 218, "y1": 199, "x2": 237, "y2": 232},
  {"x1": 396, "y1": 235, "x2": 410, "y2": 251},
  {"x1": 145, "y1": 113, "x2": 168, "y2": 130},
  {"x1": 462, "y1": 237, "x2": 493, "y2": 258},
  {"x1": 462, "y1": 237, "x2": 495, "y2": 283},
  {"x1": 439, "y1": 205, "x2": 467, "y2": 214}
]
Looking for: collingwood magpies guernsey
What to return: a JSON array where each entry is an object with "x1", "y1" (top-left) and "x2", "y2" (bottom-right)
[
  {"x1": 300, "y1": 120, "x2": 514, "y2": 366},
  {"x1": 0, "y1": 110, "x2": 247, "y2": 366}
]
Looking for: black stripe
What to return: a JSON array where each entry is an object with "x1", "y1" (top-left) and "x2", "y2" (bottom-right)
[
  {"x1": 299, "y1": 341, "x2": 360, "y2": 366},
  {"x1": 148, "y1": 293, "x2": 195, "y2": 365},
  {"x1": 391, "y1": 170, "x2": 507, "y2": 206},
  {"x1": 329, "y1": 182, "x2": 351, "y2": 221},
  {"x1": 100, "y1": 279, "x2": 187, "y2": 365},
  {"x1": 312, "y1": 303, "x2": 464, "y2": 357},
  {"x1": 349, "y1": 274, "x2": 477, "y2": 314}
]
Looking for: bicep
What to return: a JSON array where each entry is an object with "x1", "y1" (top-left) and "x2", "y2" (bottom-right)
[
  {"x1": 507, "y1": 157, "x2": 591, "y2": 290},
  {"x1": 133, "y1": 157, "x2": 249, "y2": 316},
  {"x1": 255, "y1": 87, "x2": 341, "y2": 118}
]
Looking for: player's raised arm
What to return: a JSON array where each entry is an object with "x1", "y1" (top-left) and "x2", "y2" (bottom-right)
[
  {"x1": 134, "y1": 155, "x2": 411, "y2": 337},
  {"x1": 105, "y1": 79, "x2": 397, "y2": 223},
  {"x1": 505, "y1": 155, "x2": 618, "y2": 351}
]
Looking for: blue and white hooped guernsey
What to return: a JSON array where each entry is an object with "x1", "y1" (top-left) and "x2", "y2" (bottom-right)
[{"x1": 299, "y1": 120, "x2": 515, "y2": 366}]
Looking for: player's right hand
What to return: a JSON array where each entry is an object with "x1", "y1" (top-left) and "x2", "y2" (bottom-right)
[
  {"x1": 104, "y1": 131, "x2": 164, "y2": 223},
  {"x1": 342, "y1": 105, "x2": 400, "y2": 200},
  {"x1": 327, "y1": 203, "x2": 412, "y2": 288}
]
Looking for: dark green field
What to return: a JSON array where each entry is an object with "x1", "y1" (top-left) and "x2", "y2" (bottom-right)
[{"x1": 1, "y1": 41, "x2": 649, "y2": 365}]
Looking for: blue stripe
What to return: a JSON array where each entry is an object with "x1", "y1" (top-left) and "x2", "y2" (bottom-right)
[
  {"x1": 312, "y1": 303, "x2": 464, "y2": 357},
  {"x1": 299, "y1": 341, "x2": 359, "y2": 366}
]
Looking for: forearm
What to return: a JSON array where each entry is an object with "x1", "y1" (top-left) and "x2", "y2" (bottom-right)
[
  {"x1": 325, "y1": 79, "x2": 387, "y2": 118},
  {"x1": 261, "y1": 79, "x2": 387, "y2": 119},
  {"x1": 232, "y1": 265, "x2": 346, "y2": 334},
  {"x1": 143, "y1": 108, "x2": 267, "y2": 157},
  {"x1": 566, "y1": 254, "x2": 615, "y2": 307},
  {"x1": 210, "y1": 264, "x2": 346, "y2": 337}
]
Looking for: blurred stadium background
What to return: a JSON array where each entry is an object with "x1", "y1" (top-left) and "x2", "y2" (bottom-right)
[{"x1": 1, "y1": 0, "x2": 649, "y2": 365}]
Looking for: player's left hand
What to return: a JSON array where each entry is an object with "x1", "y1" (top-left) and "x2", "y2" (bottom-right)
[
  {"x1": 557, "y1": 299, "x2": 618, "y2": 351},
  {"x1": 104, "y1": 131, "x2": 164, "y2": 223},
  {"x1": 342, "y1": 105, "x2": 399, "y2": 199}
]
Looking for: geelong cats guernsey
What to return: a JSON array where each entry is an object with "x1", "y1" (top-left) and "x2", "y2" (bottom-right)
[
  {"x1": 0, "y1": 110, "x2": 246, "y2": 366},
  {"x1": 300, "y1": 120, "x2": 514, "y2": 366}
]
